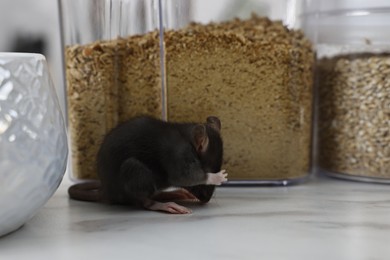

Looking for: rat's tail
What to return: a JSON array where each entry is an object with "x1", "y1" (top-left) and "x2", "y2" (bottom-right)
[{"x1": 68, "y1": 181, "x2": 102, "y2": 202}]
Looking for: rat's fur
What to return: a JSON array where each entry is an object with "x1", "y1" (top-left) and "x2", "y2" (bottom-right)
[{"x1": 68, "y1": 116, "x2": 225, "y2": 213}]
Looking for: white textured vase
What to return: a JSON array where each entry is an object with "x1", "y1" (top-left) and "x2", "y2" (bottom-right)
[{"x1": 0, "y1": 53, "x2": 68, "y2": 237}]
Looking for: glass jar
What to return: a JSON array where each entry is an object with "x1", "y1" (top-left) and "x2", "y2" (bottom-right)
[
  {"x1": 59, "y1": 0, "x2": 315, "y2": 185},
  {"x1": 302, "y1": 0, "x2": 390, "y2": 183},
  {"x1": 161, "y1": 0, "x2": 315, "y2": 185},
  {"x1": 59, "y1": 0, "x2": 164, "y2": 180}
]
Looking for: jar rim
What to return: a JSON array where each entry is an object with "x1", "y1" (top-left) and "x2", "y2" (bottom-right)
[{"x1": 0, "y1": 52, "x2": 45, "y2": 60}]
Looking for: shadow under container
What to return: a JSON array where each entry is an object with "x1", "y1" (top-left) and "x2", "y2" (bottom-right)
[
  {"x1": 303, "y1": 1, "x2": 390, "y2": 183},
  {"x1": 161, "y1": 0, "x2": 315, "y2": 185},
  {"x1": 59, "y1": 0, "x2": 315, "y2": 185}
]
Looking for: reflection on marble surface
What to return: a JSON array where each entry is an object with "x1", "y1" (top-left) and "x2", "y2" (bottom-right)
[{"x1": 0, "y1": 174, "x2": 390, "y2": 259}]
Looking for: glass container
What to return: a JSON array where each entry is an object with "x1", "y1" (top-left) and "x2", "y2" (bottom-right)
[
  {"x1": 0, "y1": 53, "x2": 68, "y2": 237},
  {"x1": 302, "y1": 0, "x2": 390, "y2": 183},
  {"x1": 59, "y1": 0, "x2": 315, "y2": 185},
  {"x1": 59, "y1": 0, "x2": 163, "y2": 180},
  {"x1": 161, "y1": 0, "x2": 315, "y2": 185}
]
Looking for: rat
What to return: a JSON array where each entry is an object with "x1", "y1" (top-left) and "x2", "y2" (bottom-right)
[{"x1": 68, "y1": 115, "x2": 228, "y2": 214}]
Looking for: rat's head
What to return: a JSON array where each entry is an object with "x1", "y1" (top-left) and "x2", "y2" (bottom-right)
[{"x1": 191, "y1": 116, "x2": 223, "y2": 173}]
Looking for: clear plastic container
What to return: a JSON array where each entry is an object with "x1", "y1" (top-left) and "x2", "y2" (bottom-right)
[
  {"x1": 59, "y1": 0, "x2": 315, "y2": 185},
  {"x1": 302, "y1": 0, "x2": 390, "y2": 183},
  {"x1": 59, "y1": 0, "x2": 164, "y2": 180},
  {"x1": 161, "y1": 0, "x2": 315, "y2": 185}
]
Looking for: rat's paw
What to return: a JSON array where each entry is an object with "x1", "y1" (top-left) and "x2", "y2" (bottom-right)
[
  {"x1": 147, "y1": 201, "x2": 192, "y2": 214},
  {"x1": 206, "y1": 170, "x2": 228, "y2": 185}
]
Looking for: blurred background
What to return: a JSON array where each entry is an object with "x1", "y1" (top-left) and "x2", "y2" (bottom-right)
[{"x1": 0, "y1": 0, "x2": 64, "y2": 112}]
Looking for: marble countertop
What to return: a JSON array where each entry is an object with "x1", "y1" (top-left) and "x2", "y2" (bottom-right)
[{"x1": 1, "y1": 173, "x2": 390, "y2": 260}]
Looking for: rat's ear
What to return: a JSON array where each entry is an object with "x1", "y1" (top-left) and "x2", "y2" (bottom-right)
[
  {"x1": 192, "y1": 124, "x2": 209, "y2": 154},
  {"x1": 206, "y1": 116, "x2": 221, "y2": 133}
]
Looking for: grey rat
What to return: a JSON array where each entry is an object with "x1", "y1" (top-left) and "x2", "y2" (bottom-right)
[{"x1": 68, "y1": 116, "x2": 228, "y2": 214}]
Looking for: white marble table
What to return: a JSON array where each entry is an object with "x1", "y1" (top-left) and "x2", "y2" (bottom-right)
[{"x1": 1, "y1": 174, "x2": 389, "y2": 260}]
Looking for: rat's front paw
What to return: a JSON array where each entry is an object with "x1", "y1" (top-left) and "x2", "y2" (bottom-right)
[
  {"x1": 146, "y1": 201, "x2": 192, "y2": 214},
  {"x1": 206, "y1": 169, "x2": 228, "y2": 185}
]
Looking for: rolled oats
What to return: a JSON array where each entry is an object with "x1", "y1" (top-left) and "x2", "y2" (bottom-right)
[
  {"x1": 317, "y1": 53, "x2": 390, "y2": 179},
  {"x1": 65, "y1": 15, "x2": 314, "y2": 181}
]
